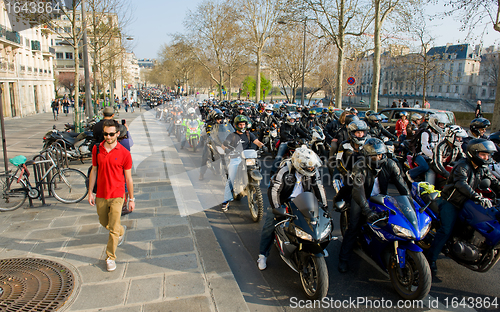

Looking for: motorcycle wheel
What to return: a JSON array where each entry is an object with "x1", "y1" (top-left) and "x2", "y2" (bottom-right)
[
  {"x1": 299, "y1": 256, "x2": 329, "y2": 300},
  {"x1": 248, "y1": 184, "x2": 264, "y2": 222},
  {"x1": 340, "y1": 210, "x2": 349, "y2": 237},
  {"x1": 388, "y1": 250, "x2": 431, "y2": 300}
]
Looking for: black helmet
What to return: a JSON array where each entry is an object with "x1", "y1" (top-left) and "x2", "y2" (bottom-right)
[
  {"x1": 118, "y1": 124, "x2": 128, "y2": 140},
  {"x1": 213, "y1": 108, "x2": 224, "y2": 120},
  {"x1": 470, "y1": 118, "x2": 491, "y2": 136},
  {"x1": 344, "y1": 114, "x2": 359, "y2": 126},
  {"x1": 347, "y1": 120, "x2": 369, "y2": 145},
  {"x1": 488, "y1": 131, "x2": 500, "y2": 146},
  {"x1": 466, "y1": 138, "x2": 497, "y2": 168},
  {"x1": 366, "y1": 113, "x2": 382, "y2": 127},
  {"x1": 322, "y1": 108, "x2": 328, "y2": 113},
  {"x1": 365, "y1": 110, "x2": 375, "y2": 117},
  {"x1": 363, "y1": 137, "x2": 388, "y2": 170}
]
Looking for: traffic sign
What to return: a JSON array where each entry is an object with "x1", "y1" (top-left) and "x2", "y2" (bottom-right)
[
  {"x1": 347, "y1": 77, "x2": 356, "y2": 85},
  {"x1": 223, "y1": 90, "x2": 226, "y2": 95},
  {"x1": 346, "y1": 88, "x2": 355, "y2": 96}
]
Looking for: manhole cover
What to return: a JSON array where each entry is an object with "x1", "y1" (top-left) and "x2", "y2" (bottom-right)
[{"x1": 0, "y1": 258, "x2": 75, "y2": 311}]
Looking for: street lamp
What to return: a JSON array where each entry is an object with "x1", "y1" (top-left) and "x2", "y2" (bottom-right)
[{"x1": 278, "y1": 17, "x2": 307, "y2": 106}]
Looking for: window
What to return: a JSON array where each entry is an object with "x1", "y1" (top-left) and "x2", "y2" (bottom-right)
[
  {"x1": 472, "y1": 64, "x2": 475, "y2": 72},
  {"x1": 65, "y1": 52, "x2": 73, "y2": 59},
  {"x1": 25, "y1": 38, "x2": 30, "y2": 46},
  {"x1": 446, "y1": 85, "x2": 450, "y2": 92},
  {"x1": 64, "y1": 27, "x2": 71, "y2": 33},
  {"x1": 490, "y1": 89, "x2": 495, "y2": 97},
  {"x1": 482, "y1": 89, "x2": 487, "y2": 96},
  {"x1": 431, "y1": 85, "x2": 435, "y2": 92},
  {"x1": 439, "y1": 85, "x2": 442, "y2": 92},
  {"x1": 458, "y1": 63, "x2": 463, "y2": 72},
  {"x1": 456, "y1": 86, "x2": 459, "y2": 93},
  {"x1": 56, "y1": 53, "x2": 63, "y2": 59},
  {"x1": 78, "y1": 53, "x2": 82, "y2": 60}
]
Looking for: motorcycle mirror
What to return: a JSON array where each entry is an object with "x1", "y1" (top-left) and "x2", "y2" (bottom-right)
[
  {"x1": 272, "y1": 207, "x2": 287, "y2": 217},
  {"x1": 216, "y1": 146, "x2": 225, "y2": 155},
  {"x1": 53, "y1": 125, "x2": 57, "y2": 129},
  {"x1": 335, "y1": 200, "x2": 345, "y2": 210},
  {"x1": 428, "y1": 192, "x2": 439, "y2": 201},
  {"x1": 479, "y1": 179, "x2": 491, "y2": 190}
]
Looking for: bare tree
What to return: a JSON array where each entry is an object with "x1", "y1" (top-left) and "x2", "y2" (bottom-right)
[
  {"x1": 302, "y1": 0, "x2": 373, "y2": 108},
  {"x1": 237, "y1": 0, "x2": 288, "y2": 103}
]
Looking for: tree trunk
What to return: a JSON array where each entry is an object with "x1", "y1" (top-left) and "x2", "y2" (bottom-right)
[
  {"x1": 370, "y1": 1, "x2": 381, "y2": 112},
  {"x1": 336, "y1": 37, "x2": 344, "y2": 109},
  {"x1": 491, "y1": 55, "x2": 500, "y2": 131},
  {"x1": 228, "y1": 72, "x2": 232, "y2": 101},
  {"x1": 74, "y1": 45, "x2": 80, "y2": 131},
  {"x1": 256, "y1": 49, "x2": 262, "y2": 103}
]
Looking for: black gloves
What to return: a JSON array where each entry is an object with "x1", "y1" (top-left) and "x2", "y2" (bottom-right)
[
  {"x1": 261, "y1": 146, "x2": 269, "y2": 153},
  {"x1": 367, "y1": 211, "x2": 379, "y2": 223}
]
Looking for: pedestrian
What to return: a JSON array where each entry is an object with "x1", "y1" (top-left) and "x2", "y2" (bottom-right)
[
  {"x1": 391, "y1": 101, "x2": 397, "y2": 108},
  {"x1": 414, "y1": 101, "x2": 421, "y2": 108},
  {"x1": 475, "y1": 100, "x2": 483, "y2": 118},
  {"x1": 87, "y1": 119, "x2": 134, "y2": 272},
  {"x1": 124, "y1": 98, "x2": 129, "y2": 112},
  {"x1": 51, "y1": 99, "x2": 59, "y2": 120},
  {"x1": 93, "y1": 106, "x2": 116, "y2": 150},
  {"x1": 63, "y1": 99, "x2": 69, "y2": 115},
  {"x1": 424, "y1": 100, "x2": 430, "y2": 108},
  {"x1": 117, "y1": 122, "x2": 134, "y2": 215},
  {"x1": 402, "y1": 99, "x2": 409, "y2": 107}
]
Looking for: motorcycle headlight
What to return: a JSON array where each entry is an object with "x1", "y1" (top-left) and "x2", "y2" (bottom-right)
[
  {"x1": 391, "y1": 224, "x2": 415, "y2": 239},
  {"x1": 246, "y1": 159, "x2": 256, "y2": 166},
  {"x1": 295, "y1": 227, "x2": 313, "y2": 241},
  {"x1": 319, "y1": 223, "x2": 332, "y2": 241},
  {"x1": 419, "y1": 222, "x2": 431, "y2": 240}
]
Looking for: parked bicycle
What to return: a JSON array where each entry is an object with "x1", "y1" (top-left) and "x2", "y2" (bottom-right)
[{"x1": 0, "y1": 148, "x2": 88, "y2": 211}]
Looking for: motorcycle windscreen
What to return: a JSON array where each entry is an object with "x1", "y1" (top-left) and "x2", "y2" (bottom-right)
[
  {"x1": 292, "y1": 192, "x2": 319, "y2": 220},
  {"x1": 187, "y1": 120, "x2": 199, "y2": 129},
  {"x1": 312, "y1": 126, "x2": 323, "y2": 135},
  {"x1": 211, "y1": 123, "x2": 235, "y2": 143},
  {"x1": 386, "y1": 195, "x2": 418, "y2": 230}
]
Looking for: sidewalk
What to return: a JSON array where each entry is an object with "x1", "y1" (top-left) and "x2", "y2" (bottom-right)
[{"x1": 0, "y1": 108, "x2": 248, "y2": 311}]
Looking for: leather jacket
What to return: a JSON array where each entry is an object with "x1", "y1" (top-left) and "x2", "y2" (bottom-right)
[
  {"x1": 432, "y1": 140, "x2": 464, "y2": 178},
  {"x1": 352, "y1": 158, "x2": 409, "y2": 216},
  {"x1": 336, "y1": 140, "x2": 364, "y2": 178},
  {"x1": 279, "y1": 122, "x2": 309, "y2": 142},
  {"x1": 442, "y1": 158, "x2": 500, "y2": 208},
  {"x1": 269, "y1": 161, "x2": 327, "y2": 210},
  {"x1": 368, "y1": 124, "x2": 397, "y2": 141}
]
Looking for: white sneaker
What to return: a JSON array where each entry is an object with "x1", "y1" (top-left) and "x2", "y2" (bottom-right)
[
  {"x1": 257, "y1": 254, "x2": 267, "y2": 270},
  {"x1": 118, "y1": 225, "x2": 127, "y2": 246},
  {"x1": 106, "y1": 258, "x2": 116, "y2": 272}
]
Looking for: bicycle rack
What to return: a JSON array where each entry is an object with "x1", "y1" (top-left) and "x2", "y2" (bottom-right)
[
  {"x1": 30, "y1": 153, "x2": 52, "y2": 207},
  {"x1": 51, "y1": 140, "x2": 70, "y2": 169}
]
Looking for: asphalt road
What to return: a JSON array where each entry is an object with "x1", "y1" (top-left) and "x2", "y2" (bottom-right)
[{"x1": 159, "y1": 116, "x2": 499, "y2": 312}]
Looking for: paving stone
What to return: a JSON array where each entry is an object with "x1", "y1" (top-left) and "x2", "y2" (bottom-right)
[
  {"x1": 26, "y1": 227, "x2": 77, "y2": 241},
  {"x1": 127, "y1": 208, "x2": 155, "y2": 220},
  {"x1": 115, "y1": 241, "x2": 149, "y2": 260},
  {"x1": 126, "y1": 228, "x2": 157, "y2": 242},
  {"x1": 6, "y1": 220, "x2": 50, "y2": 232},
  {"x1": 125, "y1": 253, "x2": 198, "y2": 278},
  {"x1": 63, "y1": 246, "x2": 105, "y2": 267},
  {"x1": 187, "y1": 213, "x2": 211, "y2": 229},
  {"x1": 150, "y1": 191, "x2": 173, "y2": 200},
  {"x1": 135, "y1": 193, "x2": 150, "y2": 201},
  {"x1": 0, "y1": 241, "x2": 35, "y2": 257},
  {"x1": 69, "y1": 282, "x2": 128, "y2": 310},
  {"x1": 97, "y1": 306, "x2": 142, "y2": 312},
  {"x1": 7, "y1": 211, "x2": 39, "y2": 222},
  {"x1": 156, "y1": 185, "x2": 173, "y2": 192},
  {"x1": 161, "y1": 198, "x2": 178, "y2": 207},
  {"x1": 164, "y1": 272, "x2": 206, "y2": 298},
  {"x1": 143, "y1": 296, "x2": 211, "y2": 312},
  {"x1": 156, "y1": 206, "x2": 180, "y2": 216},
  {"x1": 65, "y1": 233, "x2": 109, "y2": 250},
  {"x1": 159, "y1": 225, "x2": 190, "y2": 239},
  {"x1": 77, "y1": 214, "x2": 100, "y2": 225},
  {"x1": 151, "y1": 237, "x2": 194, "y2": 256},
  {"x1": 140, "y1": 187, "x2": 156, "y2": 193},
  {"x1": 77, "y1": 262, "x2": 126, "y2": 283},
  {"x1": 30, "y1": 240, "x2": 66, "y2": 254},
  {"x1": 34, "y1": 209, "x2": 65, "y2": 220},
  {"x1": 76, "y1": 224, "x2": 100, "y2": 236},
  {"x1": 126, "y1": 276, "x2": 163, "y2": 304},
  {"x1": 136, "y1": 216, "x2": 188, "y2": 229},
  {"x1": 51, "y1": 216, "x2": 77, "y2": 228},
  {"x1": 134, "y1": 199, "x2": 160, "y2": 208}
]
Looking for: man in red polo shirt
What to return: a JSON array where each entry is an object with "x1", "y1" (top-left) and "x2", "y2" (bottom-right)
[{"x1": 87, "y1": 119, "x2": 135, "y2": 272}]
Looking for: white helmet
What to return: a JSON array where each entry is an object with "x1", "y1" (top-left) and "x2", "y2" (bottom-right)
[
  {"x1": 187, "y1": 107, "x2": 196, "y2": 115},
  {"x1": 291, "y1": 145, "x2": 322, "y2": 176},
  {"x1": 445, "y1": 125, "x2": 468, "y2": 147},
  {"x1": 265, "y1": 104, "x2": 273, "y2": 115},
  {"x1": 428, "y1": 114, "x2": 448, "y2": 135}
]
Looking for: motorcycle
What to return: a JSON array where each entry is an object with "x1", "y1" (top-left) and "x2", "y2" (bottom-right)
[
  {"x1": 261, "y1": 122, "x2": 279, "y2": 157},
  {"x1": 174, "y1": 116, "x2": 184, "y2": 142},
  {"x1": 335, "y1": 181, "x2": 434, "y2": 300},
  {"x1": 309, "y1": 126, "x2": 328, "y2": 160},
  {"x1": 216, "y1": 143, "x2": 264, "y2": 222},
  {"x1": 185, "y1": 119, "x2": 203, "y2": 152},
  {"x1": 42, "y1": 127, "x2": 94, "y2": 160},
  {"x1": 412, "y1": 181, "x2": 500, "y2": 273},
  {"x1": 272, "y1": 192, "x2": 337, "y2": 299}
]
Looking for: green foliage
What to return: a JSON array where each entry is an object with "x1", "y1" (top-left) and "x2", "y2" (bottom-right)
[
  {"x1": 261, "y1": 74, "x2": 272, "y2": 99},
  {"x1": 242, "y1": 74, "x2": 272, "y2": 99}
]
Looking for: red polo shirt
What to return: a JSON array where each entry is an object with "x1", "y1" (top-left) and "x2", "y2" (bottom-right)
[{"x1": 92, "y1": 141, "x2": 132, "y2": 199}]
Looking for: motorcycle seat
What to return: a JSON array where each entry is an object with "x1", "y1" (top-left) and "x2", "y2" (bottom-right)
[{"x1": 64, "y1": 132, "x2": 80, "y2": 138}]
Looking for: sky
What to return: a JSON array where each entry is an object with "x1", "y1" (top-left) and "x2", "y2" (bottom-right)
[{"x1": 127, "y1": 0, "x2": 500, "y2": 60}]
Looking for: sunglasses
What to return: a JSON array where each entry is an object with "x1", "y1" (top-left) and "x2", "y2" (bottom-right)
[{"x1": 103, "y1": 132, "x2": 117, "y2": 137}]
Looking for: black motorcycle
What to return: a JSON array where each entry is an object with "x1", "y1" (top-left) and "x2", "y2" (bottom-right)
[
  {"x1": 43, "y1": 128, "x2": 94, "y2": 160},
  {"x1": 272, "y1": 192, "x2": 338, "y2": 299}
]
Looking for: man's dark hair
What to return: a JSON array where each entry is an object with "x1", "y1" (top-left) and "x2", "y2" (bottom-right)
[{"x1": 103, "y1": 119, "x2": 119, "y2": 131}]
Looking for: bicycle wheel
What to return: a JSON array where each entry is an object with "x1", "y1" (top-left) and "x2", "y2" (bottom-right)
[
  {"x1": 0, "y1": 174, "x2": 27, "y2": 211},
  {"x1": 50, "y1": 168, "x2": 88, "y2": 203}
]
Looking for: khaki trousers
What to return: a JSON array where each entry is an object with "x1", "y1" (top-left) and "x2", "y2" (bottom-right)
[{"x1": 96, "y1": 197, "x2": 125, "y2": 260}]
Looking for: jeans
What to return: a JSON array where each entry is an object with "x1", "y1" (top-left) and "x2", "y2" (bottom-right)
[
  {"x1": 271, "y1": 142, "x2": 289, "y2": 174},
  {"x1": 259, "y1": 207, "x2": 277, "y2": 256},
  {"x1": 96, "y1": 197, "x2": 126, "y2": 260},
  {"x1": 339, "y1": 199, "x2": 364, "y2": 262},
  {"x1": 224, "y1": 157, "x2": 242, "y2": 202},
  {"x1": 409, "y1": 155, "x2": 429, "y2": 180},
  {"x1": 426, "y1": 199, "x2": 459, "y2": 263}
]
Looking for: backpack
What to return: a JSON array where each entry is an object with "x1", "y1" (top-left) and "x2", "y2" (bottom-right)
[
  {"x1": 86, "y1": 145, "x2": 99, "y2": 194},
  {"x1": 408, "y1": 127, "x2": 430, "y2": 154}
]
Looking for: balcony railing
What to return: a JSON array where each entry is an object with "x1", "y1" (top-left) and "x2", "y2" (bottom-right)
[
  {"x1": 0, "y1": 24, "x2": 22, "y2": 45},
  {"x1": 31, "y1": 40, "x2": 41, "y2": 51}
]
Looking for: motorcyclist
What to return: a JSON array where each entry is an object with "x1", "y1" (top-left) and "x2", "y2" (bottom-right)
[
  {"x1": 432, "y1": 125, "x2": 467, "y2": 180},
  {"x1": 488, "y1": 131, "x2": 500, "y2": 179},
  {"x1": 366, "y1": 113, "x2": 397, "y2": 141},
  {"x1": 326, "y1": 114, "x2": 358, "y2": 176},
  {"x1": 259, "y1": 104, "x2": 280, "y2": 142},
  {"x1": 407, "y1": 114, "x2": 447, "y2": 184},
  {"x1": 338, "y1": 137, "x2": 409, "y2": 273},
  {"x1": 462, "y1": 118, "x2": 491, "y2": 153},
  {"x1": 426, "y1": 138, "x2": 500, "y2": 275},
  {"x1": 333, "y1": 120, "x2": 369, "y2": 203},
  {"x1": 318, "y1": 108, "x2": 332, "y2": 128},
  {"x1": 220, "y1": 115, "x2": 266, "y2": 211},
  {"x1": 257, "y1": 145, "x2": 327, "y2": 270},
  {"x1": 180, "y1": 108, "x2": 200, "y2": 149},
  {"x1": 199, "y1": 109, "x2": 225, "y2": 180},
  {"x1": 405, "y1": 113, "x2": 423, "y2": 141},
  {"x1": 270, "y1": 113, "x2": 310, "y2": 176},
  {"x1": 302, "y1": 109, "x2": 321, "y2": 129}
]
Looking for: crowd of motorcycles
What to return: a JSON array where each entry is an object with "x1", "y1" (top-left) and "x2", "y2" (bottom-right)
[{"x1": 47, "y1": 91, "x2": 499, "y2": 302}]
